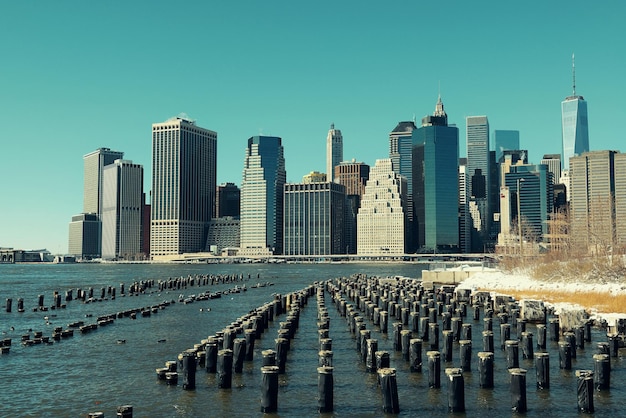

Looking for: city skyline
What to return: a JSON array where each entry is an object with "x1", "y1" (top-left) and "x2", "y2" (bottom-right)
[{"x1": 1, "y1": 1, "x2": 625, "y2": 253}]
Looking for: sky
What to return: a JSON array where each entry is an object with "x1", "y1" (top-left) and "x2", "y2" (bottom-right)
[{"x1": 1, "y1": 1, "x2": 625, "y2": 254}]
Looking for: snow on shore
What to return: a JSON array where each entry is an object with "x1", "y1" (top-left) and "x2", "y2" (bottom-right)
[{"x1": 456, "y1": 269, "x2": 626, "y2": 326}]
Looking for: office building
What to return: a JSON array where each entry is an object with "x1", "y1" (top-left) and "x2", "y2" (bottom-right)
[
  {"x1": 335, "y1": 160, "x2": 370, "y2": 254},
  {"x1": 68, "y1": 213, "x2": 101, "y2": 259},
  {"x1": 503, "y1": 164, "x2": 554, "y2": 240},
  {"x1": 206, "y1": 216, "x2": 240, "y2": 254},
  {"x1": 466, "y1": 116, "x2": 491, "y2": 251},
  {"x1": 561, "y1": 55, "x2": 589, "y2": 170},
  {"x1": 141, "y1": 195, "x2": 150, "y2": 257},
  {"x1": 412, "y1": 96, "x2": 459, "y2": 252},
  {"x1": 215, "y1": 183, "x2": 240, "y2": 218},
  {"x1": 240, "y1": 136, "x2": 286, "y2": 255},
  {"x1": 101, "y1": 159, "x2": 143, "y2": 260},
  {"x1": 389, "y1": 121, "x2": 417, "y2": 252},
  {"x1": 494, "y1": 130, "x2": 520, "y2": 163},
  {"x1": 151, "y1": 116, "x2": 217, "y2": 257},
  {"x1": 458, "y1": 161, "x2": 471, "y2": 253},
  {"x1": 326, "y1": 124, "x2": 343, "y2": 182},
  {"x1": 357, "y1": 159, "x2": 406, "y2": 255},
  {"x1": 334, "y1": 160, "x2": 370, "y2": 196},
  {"x1": 570, "y1": 151, "x2": 624, "y2": 253},
  {"x1": 541, "y1": 154, "x2": 562, "y2": 184},
  {"x1": 83, "y1": 147, "x2": 124, "y2": 215},
  {"x1": 283, "y1": 182, "x2": 346, "y2": 255}
]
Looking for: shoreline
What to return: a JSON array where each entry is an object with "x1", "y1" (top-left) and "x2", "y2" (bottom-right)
[{"x1": 457, "y1": 269, "x2": 626, "y2": 327}]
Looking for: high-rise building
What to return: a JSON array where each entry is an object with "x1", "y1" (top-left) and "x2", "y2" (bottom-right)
[
  {"x1": 494, "y1": 130, "x2": 520, "y2": 163},
  {"x1": 70, "y1": 147, "x2": 124, "y2": 258},
  {"x1": 68, "y1": 213, "x2": 101, "y2": 259},
  {"x1": 334, "y1": 160, "x2": 370, "y2": 196},
  {"x1": 83, "y1": 147, "x2": 124, "y2": 215},
  {"x1": 503, "y1": 164, "x2": 554, "y2": 240},
  {"x1": 141, "y1": 194, "x2": 150, "y2": 257},
  {"x1": 326, "y1": 124, "x2": 343, "y2": 182},
  {"x1": 334, "y1": 160, "x2": 370, "y2": 254},
  {"x1": 561, "y1": 54, "x2": 589, "y2": 170},
  {"x1": 215, "y1": 183, "x2": 240, "y2": 218},
  {"x1": 412, "y1": 96, "x2": 459, "y2": 252},
  {"x1": 458, "y1": 160, "x2": 471, "y2": 253},
  {"x1": 541, "y1": 154, "x2": 562, "y2": 186},
  {"x1": 389, "y1": 121, "x2": 417, "y2": 252},
  {"x1": 151, "y1": 116, "x2": 217, "y2": 257},
  {"x1": 466, "y1": 116, "x2": 491, "y2": 251},
  {"x1": 283, "y1": 182, "x2": 346, "y2": 255},
  {"x1": 570, "y1": 151, "x2": 623, "y2": 253},
  {"x1": 101, "y1": 159, "x2": 143, "y2": 260},
  {"x1": 240, "y1": 136, "x2": 286, "y2": 255},
  {"x1": 357, "y1": 159, "x2": 406, "y2": 255}
]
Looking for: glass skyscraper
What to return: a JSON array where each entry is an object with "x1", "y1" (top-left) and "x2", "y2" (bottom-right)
[
  {"x1": 561, "y1": 56, "x2": 589, "y2": 170},
  {"x1": 466, "y1": 116, "x2": 491, "y2": 251},
  {"x1": 413, "y1": 96, "x2": 459, "y2": 252},
  {"x1": 561, "y1": 96, "x2": 589, "y2": 170},
  {"x1": 389, "y1": 121, "x2": 417, "y2": 252},
  {"x1": 240, "y1": 136, "x2": 286, "y2": 255},
  {"x1": 504, "y1": 164, "x2": 553, "y2": 239},
  {"x1": 493, "y1": 130, "x2": 520, "y2": 163}
]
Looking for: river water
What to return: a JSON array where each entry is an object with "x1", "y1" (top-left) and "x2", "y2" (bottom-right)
[{"x1": 0, "y1": 262, "x2": 622, "y2": 417}]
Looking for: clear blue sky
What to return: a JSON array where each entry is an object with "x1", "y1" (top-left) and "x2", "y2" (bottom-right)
[{"x1": 1, "y1": 1, "x2": 625, "y2": 254}]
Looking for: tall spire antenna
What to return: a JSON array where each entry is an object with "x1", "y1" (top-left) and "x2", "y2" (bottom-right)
[{"x1": 572, "y1": 53, "x2": 576, "y2": 96}]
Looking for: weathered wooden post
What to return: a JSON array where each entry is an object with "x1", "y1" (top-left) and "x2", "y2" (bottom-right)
[
  {"x1": 446, "y1": 368, "x2": 465, "y2": 413},
  {"x1": 576, "y1": 370, "x2": 594, "y2": 413},
  {"x1": 478, "y1": 352, "x2": 494, "y2": 388},
  {"x1": 509, "y1": 368, "x2": 527, "y2": 413},
  {"x1": 534, "y1": 352, "x2": 550, "y2": 389},
  {"x1": 260, "y1": 366, "x2": 279, "y2": 413}
]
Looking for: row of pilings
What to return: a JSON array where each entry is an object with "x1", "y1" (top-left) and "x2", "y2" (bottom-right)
[
  {"x1": 156, "y1": 285, "x2": 316, "y2": 413},
  {"x1": 2, "y1": 273, "x2": 258, "y2": 352},
  {"x1": 3, "y1": 273, "x2": 251, "y2": 313},
  {"x1": 324, "y1": 274, "x2": 620, "y2": 414}
]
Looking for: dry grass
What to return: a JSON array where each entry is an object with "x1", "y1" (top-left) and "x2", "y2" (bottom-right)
[{"x1": 476, "y1": 287, "x2": 626, "y2": 314}]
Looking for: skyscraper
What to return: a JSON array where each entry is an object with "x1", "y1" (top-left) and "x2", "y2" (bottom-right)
[
  {"x1": 389, "y1": 121, "x2": 417, "y2": 252},
  {"x1": 69, "y1": 147, "x2": 124, "y2": 258},
  {"x1": 541, "y1": 154, "x2": 562, "y2": 186},
  {"x1": 151, "y1": 116, "x2": 217, "y2": 257},
  {"x1": 561, "y1": 54, "x2": 589, "y2": 170},
  {"x1": 412, "y1": 96, "x2": 459, "y2": 252},
  {"x1": 240, "y1": 136, "x2": 286, "y2": 255},
  {"x1": 83, "y1": 147, "x2": 124, "y2": 215},
  {"x1": 326, "y1": 124, "x2": 343, "y2": 182},
  {"x1": 466, "y1": 116, "x2": 491, "y2": 251},
  {"x1": 570, "y1": 151, "x2": 622, "y2": 253},
  {"x1": 357, "y1": 159, "x2": 406, "y2": 255},
  {"x1": 215, "y1": 182, "x2": 241, "y2": 218},
  {"x1": 458, "y1": 160, "x2": 471, "y2": 253},
  {"x1": 503, "y1": 164, "x2": 554, "y2": 241},
  {"x1": 493, "y1": 130, "x2": 520, "y2": 163},
  {"x1": 283, "y1": 182, "x2": 345, "y2": 255},
  {"x1": 335, "y1": 160, "x2": 370, "y2": 254},
  {"x1": 101, "y1": 159, "x2": 143, "y2": 260}
]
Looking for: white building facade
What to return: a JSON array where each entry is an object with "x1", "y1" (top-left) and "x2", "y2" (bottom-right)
[
  {"x1": 357, "y1": 159, "x2": 406, "y2": 255},
  {"x1": 101, "y1": 159, "x2": 143, "y2": 259},
  {"x1": 151, "y1": 117, "x2": 217, "y2": 257}
]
